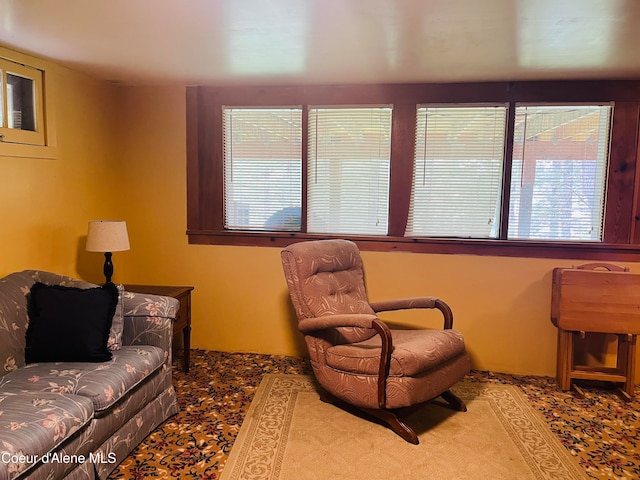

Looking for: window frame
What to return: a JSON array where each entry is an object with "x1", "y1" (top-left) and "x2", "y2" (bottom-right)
[
  {"x1": 0, "y1": 57, "x2": 45, "y2": 146},
  {"x1": 222, "y1": 106, "x2": 303, "y2": 231},
  {"x1": 186, "y1": 81, "x2": 640, "y2": 261},
  {"x1": 0, "y1": 47, "x2": 56, "y2": 159},
  {"x1": 407, "y1": 103, "x2": 509, "y2": 239},
  {"x1": 506, "y1": 103, "x2": 612, "y2": 242},
  {"x1": 306, "y1": 105, "x2": 393, "y2": 235}
]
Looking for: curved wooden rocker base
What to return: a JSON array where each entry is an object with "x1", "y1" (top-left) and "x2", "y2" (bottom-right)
[{"x1": 319, "y1": 389, "x2": 467, "y2": 445}]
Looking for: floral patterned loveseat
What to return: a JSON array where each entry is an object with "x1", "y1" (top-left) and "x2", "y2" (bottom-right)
[{"x1": 0, "y1": 270, "x2": 180, "y2": 480}]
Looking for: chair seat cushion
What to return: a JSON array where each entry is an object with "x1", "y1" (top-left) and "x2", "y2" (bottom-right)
[
  {"x1": 326, "y1": 329, "x2": 467, "y2": 377},
  {"x1": 0, "y1": 392, "x2": 94, "y2": 479},
  {"x1": 0, "y1": 346, "x2": 165, "y2": 413}
]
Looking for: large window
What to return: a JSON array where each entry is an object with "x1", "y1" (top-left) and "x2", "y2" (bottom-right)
[
  {"x1": 223, "y1": 107, "x2": 302, "y2": 231},
  {"x1": 406, "y1": 105, "x2": 507, "y2": 238},
  {"x1": 222, "y1": 106, "x2": 392, "y2": 235},
  {"x1": 187, "y1": 82, "x2": 640, "y2": 260},
  {"x1": 307, "y1": 107, "x2": 391, "y2": 235},
  {"x1": 508, "y1": 105, "x2": 611, "y2": 241}
]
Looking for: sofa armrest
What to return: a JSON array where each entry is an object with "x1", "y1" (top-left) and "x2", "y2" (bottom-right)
[{"x1": 121, "y1": 291, "x2": 179, "y2": 356}]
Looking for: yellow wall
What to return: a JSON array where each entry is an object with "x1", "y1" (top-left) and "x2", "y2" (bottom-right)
[
  {"x1": 0, "y1": 47, "x2": 121, "y2": 282},
  {"x1": 115, "y1": 86, "x2": 640, "y2": 380},
  {"x1": 2, "y1": 46, "x2": 639, "y2": 381}
]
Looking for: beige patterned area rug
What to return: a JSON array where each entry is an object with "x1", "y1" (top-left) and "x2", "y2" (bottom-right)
[{"x1": 220, "y1": 374, "x2": 585, "y2": 480}]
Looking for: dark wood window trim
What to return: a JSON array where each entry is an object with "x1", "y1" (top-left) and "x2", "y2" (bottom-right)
[{"x1": 186, "y1": 81, "x2": 640, "y2": 261}]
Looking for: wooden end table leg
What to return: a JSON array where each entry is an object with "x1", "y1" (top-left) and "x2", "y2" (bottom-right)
[
  {"x1": 183, "y1": 325, "x2": 191, "y2": 373},
  {"x1": 556, "y1": 329, "x2": 573, "y2": 391}
]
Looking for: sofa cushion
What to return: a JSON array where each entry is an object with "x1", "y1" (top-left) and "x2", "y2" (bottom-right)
[
  {"x1": 0, "y1": 346, "x2": 165, "y2": 413},
  {"x1": 0, "y1": 392, "x2": 94, "y2": 480},
  {"x1": 25, "y1": 282, "x2": 119, "y2": 363}
]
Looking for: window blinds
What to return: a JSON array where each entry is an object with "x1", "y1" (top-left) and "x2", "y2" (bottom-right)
[
  {"x1": 307, "y1": 107, "x2": 392, "y2": 235},
  {"x1": 406, "y1": 105, "x2": 507, "y2": 238},
  {"x1": 508, "y1": 105, "x2": 611, "y2": 241},
  {"x1": 223, "y1": 107, "x2": 302, "y2": 231}
]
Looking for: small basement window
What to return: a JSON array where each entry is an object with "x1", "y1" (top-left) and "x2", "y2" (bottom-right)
[{"x1": 0, "y1": 57, "x2": 45, "y2": 146}]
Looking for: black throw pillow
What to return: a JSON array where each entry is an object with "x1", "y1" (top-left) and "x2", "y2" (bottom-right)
[{"x1": 25, "y1": 282, "x2": 119, "y2": 363}]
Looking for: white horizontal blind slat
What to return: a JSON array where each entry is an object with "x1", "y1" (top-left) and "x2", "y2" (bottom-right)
[
  {"x1": 307, "y1": 107, "x2": 391, "y2": 235},
  {"x1": 223, "y1": 108, "x2": 302, "y2": 231},
  {"x1": 406, "y1": 105, "x2": 507, "y2": 238},
  {"x1": 507, "y1": 105, "x2": 611, "y2": 241}
]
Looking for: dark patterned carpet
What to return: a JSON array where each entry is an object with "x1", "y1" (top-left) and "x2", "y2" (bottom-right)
[{"x1": 108, "y1": 349, "x2": 640, "y2": 479}]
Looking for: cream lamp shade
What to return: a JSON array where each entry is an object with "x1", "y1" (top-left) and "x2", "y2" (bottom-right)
[
  {"x1": 86, "y1": 220, "x2": 130, "y2": 252},
  {"x1": 86, "y1": 220, "x2": 130, "y2": 284}
]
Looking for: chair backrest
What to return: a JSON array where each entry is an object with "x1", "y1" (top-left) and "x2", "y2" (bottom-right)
[{"x1": 281, "y1": 239, "x2": 376, "y2": 344}]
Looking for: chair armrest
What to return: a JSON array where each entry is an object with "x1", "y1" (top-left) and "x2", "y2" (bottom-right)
[
  {"x1": 370, "y1": 296, "x2": 438, "y2": 311},
  {"x1": 371, "y1": 319, "x2": 392, "y2": 409},
  {"x1": 121, "y1": 291, "x2": 179, "y2": 358},
  {"x1": 298, "y1": 313, "x2": 393, "y2": 409},
  {"x1": 369, "y1": 297, "x2": 454, "y2": 329},
  {"x1": 298, "y1": 313, "x2": 379, "y2": 333}
]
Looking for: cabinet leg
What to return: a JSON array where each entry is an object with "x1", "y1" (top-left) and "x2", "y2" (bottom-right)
[
  {"x1": 619, "y1": 334, "x2": 636, "y2": 399},
  {"x1": 556, "y1": 329, "x2": 573, "y2": 391}
]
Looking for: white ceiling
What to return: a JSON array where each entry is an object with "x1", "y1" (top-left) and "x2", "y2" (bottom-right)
[{"x1": 0, "y1": 0, "x2": 639, "y2": 86}]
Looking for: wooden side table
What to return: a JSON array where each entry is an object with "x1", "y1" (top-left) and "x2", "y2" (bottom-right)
[
  {"x1": 124, "y1": 284, "x2": 194, "y2": 373},
  {"x1": 551, "y1": 263, "x2": 640, "y2": 401}
]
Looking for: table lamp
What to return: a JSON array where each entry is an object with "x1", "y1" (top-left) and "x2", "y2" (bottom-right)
[{"x1": 86, "y1": 220, "x2": 130, "y2": 284}]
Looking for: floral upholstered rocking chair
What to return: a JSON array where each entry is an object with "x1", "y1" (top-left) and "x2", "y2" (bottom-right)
[{"x1": 281, "y1": 239, "x2": 471, "y2": 444}]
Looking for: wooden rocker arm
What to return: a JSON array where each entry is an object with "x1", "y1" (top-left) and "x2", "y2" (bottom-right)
[
  {"x1": 299, "y1": 314, "x2": 393, "y2": 409},
  {"x1": 369, "y1": 297, "x2": 454, "y2": 329},
  {"x1": 371, "y1": 318, "x2": 393, "y2": 409}
]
